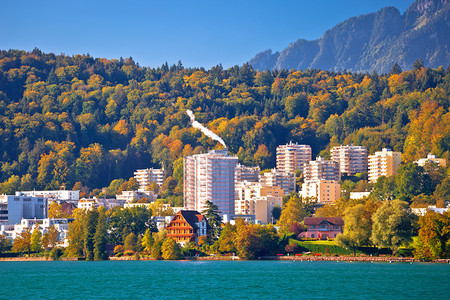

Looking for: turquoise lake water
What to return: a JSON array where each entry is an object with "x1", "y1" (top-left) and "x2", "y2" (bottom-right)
[{"x1": 0, "y1": 260, "x2": 449, "y2": 299}]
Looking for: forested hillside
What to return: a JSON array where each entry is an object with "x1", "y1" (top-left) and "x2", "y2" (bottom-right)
[{"x1": 0, "y1": 49, "x2": 449, "y2": 202}]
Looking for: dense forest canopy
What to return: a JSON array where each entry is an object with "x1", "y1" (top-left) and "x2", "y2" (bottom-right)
[{"x1": 0, "y1": 49, "x2": 449, "y2": 200}]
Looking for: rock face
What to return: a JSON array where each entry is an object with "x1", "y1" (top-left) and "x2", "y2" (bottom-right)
[{"x1": 249, "y1": 0, "x2": 449, "y2": 73}]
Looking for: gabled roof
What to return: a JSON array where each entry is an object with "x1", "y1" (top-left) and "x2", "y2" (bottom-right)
[
  {"x1": 304, "y1": 217, "x2": 344, "y2": 226},
  {"x1": 170, "y1": 210, "x2": 207, "y2": 229}
]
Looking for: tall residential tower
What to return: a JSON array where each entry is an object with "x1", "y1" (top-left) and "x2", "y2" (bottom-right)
[
  {"x1": 276, "y1": 142, "x2": 312, "y2": 174},
  {"x1": 183, "y1": 150, "x2": 238, "y2": 216},
  {"x1": 331, "y1": 145, "x2": 367, "y2": 175}
]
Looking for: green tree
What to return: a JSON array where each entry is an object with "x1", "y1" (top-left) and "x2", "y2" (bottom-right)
[
  {"x1": 141, "y1": 228, "x2": 154, "y2": 254},
  {"x1": 336, "y1": 204, "x2": 372, "y2": 255},
  {"x1": 66, "y1": 217, "x2": 85, "y2": 258},
  {"x1": 218, "y1": 223, "x2": 237, "y2": 253},
  {"x1": 271, "y1": 206, "x2": 282, "y2": 222},
  {"x1": 94, "y1": 207, "x2": 108, "y2": 260},
  {"x1": 202, "y1": 200, "x2": 222, "y2": 239},
  {"x1": 83, "y1": 209, "x2": 99, "y2": 260},
  {"x1": 30, "y1": 228, "x2": 42, "y2": 252},
  {"x1": 396, "y1": 163, "x2": 432, "y2": 201},
  {"x1": 371, "y1": 200, "x2": 415, "y2": 254},
  {"x1": 0, "y1": 234, "x2": 11, "y2": 253},
  {"x1": 124, "y1": 232, "x2": 138, "y2": 252},
  {"x1": 161, "y1": 237, "x2": 182, "y2": 260}
]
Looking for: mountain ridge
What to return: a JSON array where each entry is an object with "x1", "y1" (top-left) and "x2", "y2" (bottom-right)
[{"x1": 249, "y1": 0, "x2": 449, "y2": 73}]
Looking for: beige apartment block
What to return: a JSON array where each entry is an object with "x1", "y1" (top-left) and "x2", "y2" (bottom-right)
[
  {"x1": 276, "y1": 142, "x2": 312, "y2": 174},
  {"x1": 259, "y1": 169, "x2": 296, "y2": 195},
  {"x1": 184, "y1": 150, "x2": 238, "y2": 216},
  {"x1": 301, "y1": 180, "x2": 341, "y2": 203},
  {"x1": 235, "y1": 181, "x2": 284, "y2": 215},
  {"x1": 331, "y1": 145, "x2": 367, "y2": 175},
  {"x1": 368, "y1": 148, "x2": 402, "y2": 182},
  {"x1": 134, "y1": 168, "x2": 166, "y2": 189},
  {"x1": 303, "y1": 157, "x2": 340, "y2": 183}
]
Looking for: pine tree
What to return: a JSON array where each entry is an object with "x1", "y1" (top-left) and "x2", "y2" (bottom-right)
[{"x1": 202, "y1": 200, "x2": 222, "y2": 239}]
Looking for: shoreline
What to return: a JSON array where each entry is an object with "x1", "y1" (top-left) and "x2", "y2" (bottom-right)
[{"x1": 2, "y1": 255, "x2": 449, "y2": 263}]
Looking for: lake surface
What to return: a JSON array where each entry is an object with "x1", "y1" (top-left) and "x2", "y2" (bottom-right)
[{"x1": 0, "y1": 260, "x2": 448, "y2": 299}]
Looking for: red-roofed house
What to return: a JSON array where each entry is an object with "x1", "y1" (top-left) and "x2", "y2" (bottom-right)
[
  {"x1": 166, "y1": 210, "x2": 209, "y2": 246},
  {"x1": 300, "y1": 217, "x2": 344, "y2": 240}
]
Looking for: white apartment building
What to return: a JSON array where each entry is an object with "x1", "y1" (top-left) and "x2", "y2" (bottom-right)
[
  {"x1": 115, "y1": 190, "x2": 157, "y2": 203},
  {"x1": 0, "y1": 195, "x2": 48, "y2": 225},
  {"x1": 134, "y1": 168, "x2": 166, "y2": 189},
  {"x1": 303, "y1": 157, "x2": 340, "y2": 183},
  {"x1": 414, "y1": 153, "x2": 446, "y2": 168},
  {"x1": 301, "y1": 180, "x2": 341, "y2": 203},
  {"x1": 0, "y1": 218, "x2": 70, "y2": 247},
  {"x1": 17, "y1": 190, "x2": 79, "y2": 203},
  {"x1": 235, "y1": 164, "x2": 260, "y2": 183},
  {"x1": 259, "y1": 169, "x2": 296, "y2": 195},
  {"x1": 184, "y1": 149, "x2": 238, "y2": 216},
  {"x1": 368, "y1": 148, "x2": 402, "y2": 182},
  {"x1": 276, "y1": 142, "x2": 312, "y2": 174},
  {"x1": 331, "y1": 145, "x2": 367, "y2": 175}
]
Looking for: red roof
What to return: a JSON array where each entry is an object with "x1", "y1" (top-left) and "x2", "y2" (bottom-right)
[{"x1": 304, "y1": 217, "x2": 344, "y2": 226}]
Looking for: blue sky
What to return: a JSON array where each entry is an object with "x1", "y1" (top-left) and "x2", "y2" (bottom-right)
[{"x1": 0, "y1": 0, "x2": 414, "y2": 69}]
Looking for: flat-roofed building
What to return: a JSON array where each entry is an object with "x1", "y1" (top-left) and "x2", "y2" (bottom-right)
[
  {"x1": 0, "y1": 195, "x2": 48, "y2": 225},
  {"x1": 414, "y1": 153, "x2": 446, "y2": 168},
  {"x1": 235, "y1": 181, "x2": 284, "y2": 216},
  {"x1": 16, "y1": 190, "x2": 79, "y2": 203},
  {"x1": 259, "y1": 169, "x2": 296, "y2": 195},
  {"x1": 134, "y1": 168, "x2": 166, "y2": 189},
  {"x1": 276, "y1": 142, "x2": 312, "y2": 174},
  {"x1": 368, "y1": 148, "x2": 401, "y2": 182},
  {"x1": 303, "y1": 157, "x2": 340, "y2": 183},
  {"x1": 331, "y1": 145, "x2": 367, "y2": 175},
  {"x1": 235, "y1": 164, "x2": 260, "y2": 183},
  {"x1": 301, "y1": 180, "x2": 340, "y2": 203},
  {"x1": 184, "y1": 150, "x2": 238, "y2": 216},
  {"x1": 115, "y1": 190, "x2": 157, "y2": 203}
]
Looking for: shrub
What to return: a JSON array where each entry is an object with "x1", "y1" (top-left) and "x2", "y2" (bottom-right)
[
  {"x1": 114, "y1": 245, "x2": 124, "y2": 254},
  {"x1": 124, "y1": 250, "x2": 135, "y2": 256}
]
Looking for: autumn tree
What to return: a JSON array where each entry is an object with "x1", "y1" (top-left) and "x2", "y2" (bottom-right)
[
  {"x1": 415, "y1": 211, "x2": 450, "y2": 259},
  {"x1": 42, "y1": 225, "x2": 60, "y2": 250},
  {"x1": 161, "y1": 237, "x2": 182, "y2": 260},
  {"x1": 48, "y1": 202, "x2": 69, "y2": 218},
  {"x1": 12, "y1": 228, "x2": 32, "y2": 256},
  {"x1": 277, "y1": 193, "x2": 312, "y2": 233}
]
